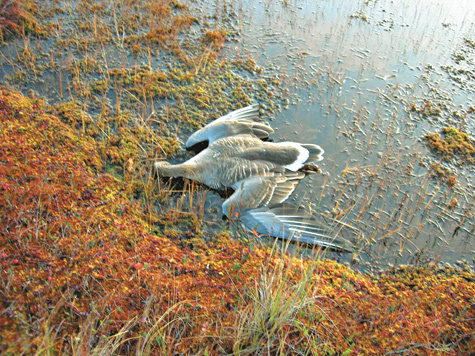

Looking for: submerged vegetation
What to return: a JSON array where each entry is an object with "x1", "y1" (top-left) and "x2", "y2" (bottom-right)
[
  {"x1": 1, "y1": 0, "x2": 474, "y2": 355},
  {"x1": 442, "y1": 36, "x2": 475, "y2": 93}
]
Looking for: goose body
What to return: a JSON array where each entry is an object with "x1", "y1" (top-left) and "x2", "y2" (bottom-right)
[
  {"x1": 156, "y1": 134, "x2": 324, "y2": 190},
  {"x1": 185, "y1": 104, "x2": 274, "y2": 148},
  {"x1": 156, "y1": 134, "x2": 323, "y2": 217}
]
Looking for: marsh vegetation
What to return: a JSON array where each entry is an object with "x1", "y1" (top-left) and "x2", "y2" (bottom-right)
[{"x1": 0, "y1": 0, "x2": 474, "y2": 354}]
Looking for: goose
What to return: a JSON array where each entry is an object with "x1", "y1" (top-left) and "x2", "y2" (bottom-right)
[
  {"x1": 155, "y1": 133, "x2": 322, "y2": 216},
  {"x1": 156, "y1": 111, "x2": 352, "y2": 250},
  {"x1": 155, "y1": 135, "x2": 349, "y2": 249},
  {"x1": 155, "y1": 134, "x2": 324, "y2": 191},
  {"x1": 185, "y1": 104, "x2": 274, "y2": 148}
]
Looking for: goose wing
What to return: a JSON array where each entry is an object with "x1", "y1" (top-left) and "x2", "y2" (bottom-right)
[
  {"x1": 241, "y1": 204, "x2": 353, "y2": 251},
  {"x1": 222, "y1": 172, "x2": 305, "y2": 217},
  {"x1": 186, "y1": 104, "x2": 274, "y2": 148}
]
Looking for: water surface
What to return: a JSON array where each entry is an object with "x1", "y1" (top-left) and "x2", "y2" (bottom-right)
[{"x1": 196, "y1": 0, "x2": 475, "y2": 270}]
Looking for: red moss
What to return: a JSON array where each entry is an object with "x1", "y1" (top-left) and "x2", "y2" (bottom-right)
[{"x1": 0, "y1": 0, "x2": 41, "y2": 39}]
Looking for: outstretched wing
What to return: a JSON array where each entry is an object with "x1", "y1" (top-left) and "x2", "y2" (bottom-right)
[
  {"x1": 186, "y1": 104, "x2": 274, "y2": 148},
  {"x1": 241, "y1": 203, "x2": 353, "y2": 251}
]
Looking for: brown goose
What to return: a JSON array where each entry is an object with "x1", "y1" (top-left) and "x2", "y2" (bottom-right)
[{"x1": 185, "y1": 104, "x2": 274, "y2": 148}]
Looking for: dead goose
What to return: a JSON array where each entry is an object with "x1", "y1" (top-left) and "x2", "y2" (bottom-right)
[
  {"x1": 185, "y1": 104, "x2": 274, "y2": 148},
  {"x1": 155, "y1": 134, "x2": 324, "y2": 190},
  {"x1": 155, "y1": 118, "x2": 347, "y2": 249},
  {"x1": 156, "y1": 161, "x2": 350, "y2": 250}
]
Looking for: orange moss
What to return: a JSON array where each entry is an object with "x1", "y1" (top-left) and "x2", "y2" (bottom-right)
[
  {"x1": 0, "y1": 89, "x2": 474, "y2": 355},
  {"x1": 447, "y1": 175, "x2": 457, "y2": 188},
  {"x1": 425, "y1": 127, "x2": 475, "y2": 164},
  {"x1": 118, "y1": 1, "x2": 197, "y2": 51},
  {"x1": 203, "y1": 29, "x2": 228, "y2": 48},
  {"x1": 428, "y1": 163, "x2": 457, "y2": 188},
  {"x1": 448, "y1": 198, "x2": 459, "y2": 209},
  {"x1": 410, "y1": 100, "x2": 442, "y2": 116},
  {"x1": 173, "y1": 14, "x2": 199, "y2": 28}
]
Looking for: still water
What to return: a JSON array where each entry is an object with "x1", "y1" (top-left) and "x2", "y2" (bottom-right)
[{"x1": 196, "y1": 0, "x2": 475, "y2": 270}]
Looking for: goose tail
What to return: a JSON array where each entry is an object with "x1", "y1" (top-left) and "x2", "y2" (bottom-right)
[{"x1": 301, "y1": 144, "x2": 324, "y2": 163}]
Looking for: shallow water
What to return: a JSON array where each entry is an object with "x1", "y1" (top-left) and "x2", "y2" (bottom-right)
[{"x1": 195, "y1": 0, "x2": 475, "y2": 271}]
